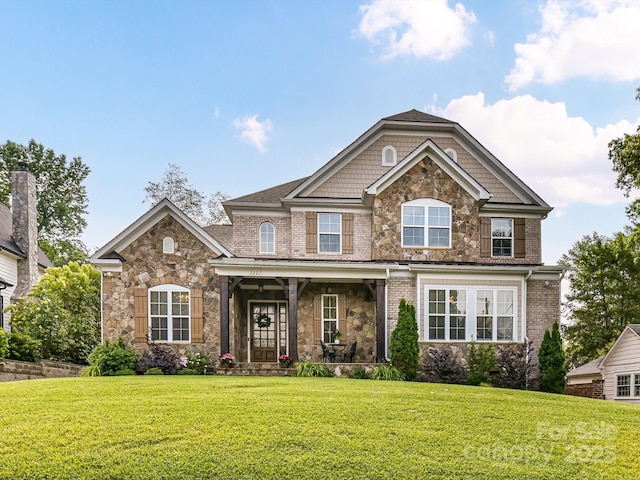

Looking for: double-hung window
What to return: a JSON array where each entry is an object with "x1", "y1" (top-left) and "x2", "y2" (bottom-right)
[
  {"x1": 492, "y1": 219, "x2": 513, "y2": 257},
  {"x1": 636, "y1": 374, "x2": 640, "y2": 397},
  {"x1": 260, "y1": 222, "x2": 275, "y2": 254},
  {"x1": 617, "y1": 375, "x2": 631, "y2": 397},
  {"x1": 322, "y1": 294, "x2": 339, "y2": 343},
  {"x1": 149, "y1": 284, "x2": 190, "y2": 342},
  {"x1": 402, "y1": 199, "x2": 451, "y2": 248},
  {"x1": 424, "y1": 287, "x2": 515, "y2": 342},
  {"x1": 318, "y1": 213, "x2": 341, "y2": 253}
]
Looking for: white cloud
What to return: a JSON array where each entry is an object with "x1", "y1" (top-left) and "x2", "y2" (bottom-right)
[
  {"x1": 233, "y1": 114, "x2": 273, "y2": 153},
  {"x1": 506, "y1": 0, "x2": 640, "y2": 91},
  {"x1": 438, "y1": 92, "x2": 639, "y2": 207},
  {"x1": 356, "y1": 0, "x2": 476, "y2": 61}
]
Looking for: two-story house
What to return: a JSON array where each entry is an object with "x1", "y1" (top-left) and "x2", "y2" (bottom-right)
[{"x1": 90, "y1": 110, "x2": 562, "y2": 373}]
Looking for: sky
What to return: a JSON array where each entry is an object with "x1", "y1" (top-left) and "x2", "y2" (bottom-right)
[{"x1": 1, "y1": 0, "x2": 640, "y2": 265}]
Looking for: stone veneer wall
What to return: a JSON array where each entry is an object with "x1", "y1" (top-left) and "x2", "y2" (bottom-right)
[
  {"x1": 101, "y1": 215, "x2": 221, "y2": 359},
  {"x1": 0, "y1": 359, "x2": 83, "y2": 382},
  {"x1": 372, "y1": 158, "x2": 479, "y2": 262}
]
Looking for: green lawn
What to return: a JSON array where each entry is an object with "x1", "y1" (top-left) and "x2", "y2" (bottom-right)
[{"x1": 0, "y1": 376, "x2": 637, "y2": 479}]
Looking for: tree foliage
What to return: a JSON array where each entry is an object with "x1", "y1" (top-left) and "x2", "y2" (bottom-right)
[
  {"x1": 0, "y1": 140, "x2": 89, "y2": 264},
  {"x1": 6, "y1": 262, "x2": 100, "y2": 364},
  {"x1": 144, "y1": 163, "x2": 230, "y2": 226},
  {"x1": 538, "y1": 322, "x2": 567, "y2": 394},
  {"x1": 389, "y1": 299, "x2": 419, "y2": 381},
  {"x1": 560, "y1": 232, "x2": 640, "y2": 365},
  {"x1": 610, "y1": 88, "x2": 640, "y2": 201}
]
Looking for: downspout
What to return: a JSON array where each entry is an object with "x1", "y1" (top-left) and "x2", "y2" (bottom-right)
[
  {"x1": 523, "y1": 269, "x2": 532, "y2": 344},
  {"x1": 385, "y1": 268, "x2": 389, "y2": 361},
  {"x1": 99, "y1": 270, "x2": 104, "y2": 343}
]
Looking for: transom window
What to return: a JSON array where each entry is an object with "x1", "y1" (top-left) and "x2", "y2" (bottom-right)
[
  {"x1": 424, "y1": 286, "x2": 516, "y2": 342},
  {"x1": 318, "y1": 213, "x2": 341, "y2": 253},
  {"x1": 492, "y1": 219, "x2": 513, "y2": 257},
  {"x1": 149, "y1": 285, "x2": 190, "y2": 342},
  {"x1": 259, "y1": 222, "x2": 275, "y2": 254},
  {"x1": 322, "y1": 294, "x2": 339, "y2": 343},
  {"x1": 402, "y1": 199, "x2": 451, "y2": 248}
]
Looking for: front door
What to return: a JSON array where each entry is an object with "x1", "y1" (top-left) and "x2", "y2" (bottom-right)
[{"x1": 250, "y1": 302, "x2": 288, "y2": 362}]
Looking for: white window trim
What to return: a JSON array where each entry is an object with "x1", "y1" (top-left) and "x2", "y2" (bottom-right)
[
  {"x1": 322, "y1": 294, "x2": 339, "y2": 344},
  {"x1": 318, "y1": 213, "x2": 342, "y2": 254},
  {"x1": 149, "y1": 284, "x2": 190, "y2": 343},
  {"x1": 616, "y1": 374, "x2": 632, "y2": 398},
  {"x1": 382, "y1": 145, "x2": 397, "y2": 166},
  {"x1": 444, "y1": 148, "x2": 457, "y2": 163},
  {"x1": 402, "y1": 199, "x2": 452, "y2": 249},
  {"x1": 162, "y1": 236, "x2": 175, "y2": 254},
  {"x1": 259, "y1": 222, "x2": 275, "y2": 254},
  {"x1": 423, "y1": 285, "x2": 517, "y2": 343},
  {"x1": 491, "y1": 218, "x2": 514, "y2": 258}
]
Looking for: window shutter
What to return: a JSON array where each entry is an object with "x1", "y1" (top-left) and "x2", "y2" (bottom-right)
[
  {"x1": 306, "y1": 212, "x2": 317, "y2": 253},
  {"x1": 190, "y1": 288, "x2": 204, "y2": 343},
  {"x1": 134, "y1": 287, "x2": 148, "y2": 343},
  {"x1": 338, "y1": 294, "x2": 346, "y2": 333},
  {"x1": 342, "y1": 213, "x2": 354, "y2": 254},
  {"x1": 480, "y1": 217, "x2": 491, "y2": 258},
  {"x1": 514, "y1": 218, "x2": 526, "y2": 258},
  {"x1": 313, "y1": 295, "x2": 322, "y2": 340}
]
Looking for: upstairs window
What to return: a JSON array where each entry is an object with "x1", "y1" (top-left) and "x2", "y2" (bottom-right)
[
  {"x1": 149, "y1": 284, "x2": 190, "y2": 342},
  {"x1": 259, "y1": 222, "x2": 275, "y2": 254},
  {"x1": 492, "y1": 219, "x2": 513, "y2": 257},
  {"x1": 318, "y1": 213, "x2": 341, "y2": 253},
  {"x1": 402, "y1": 199, "x2": 451, "y2": 248},
  {"x1": 382, "y1": 145, "x2": 397, "y2": 166}
]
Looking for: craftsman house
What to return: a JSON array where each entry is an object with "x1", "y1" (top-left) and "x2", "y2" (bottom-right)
[{"x1": 90, "y1": 110, "x2": 563, "y2": 371}]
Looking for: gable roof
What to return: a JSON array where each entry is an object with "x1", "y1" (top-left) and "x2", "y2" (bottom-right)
[
  {"x1": 601, "y1": 324, "x2": 640, "y2": 367},
  {"x1": 382, "y1": 109, "x2": 454, "y2": 124},
  {"x1": 90, "y1": 198, "x2": 233, "y2": 267},
  {"x1": 0, "y1": 204, "x2": 52, "y2": 268}
]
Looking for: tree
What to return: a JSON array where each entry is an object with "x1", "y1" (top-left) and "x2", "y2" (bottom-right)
[
  {"x1": 560, "y1": 232, "x2": 640, "y2": 365},
  {"x1": 0, "y1": 140, "x2": 90, "y2": 264},
  {"x1": 6, "y1": 262, "x2": 100, "y2": 364},
  {"x1": 538, "y1": 322, "x2": 567, "y2": 394},
  {"x1": 389, "y1": 299, "x2": 419, "y2": 381},
  {"x1": 144, "y1": 163, "x2": 230, "y2": 225}
]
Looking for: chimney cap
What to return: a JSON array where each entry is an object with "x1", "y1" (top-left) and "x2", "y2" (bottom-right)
[{"x1": 17, "y1": 161, "x2": 29, "y2": 171}]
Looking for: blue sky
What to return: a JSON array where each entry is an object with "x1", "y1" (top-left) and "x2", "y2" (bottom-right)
[{"x1": 1, "y1": 0, "x2": 639, "y2": 265}]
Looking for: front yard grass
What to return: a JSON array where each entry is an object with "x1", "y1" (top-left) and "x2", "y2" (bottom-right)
[{"x1": 0, "y1": 376, "x2": 637, "y2": 479}]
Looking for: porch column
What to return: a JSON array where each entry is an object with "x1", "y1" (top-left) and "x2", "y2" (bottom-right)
[
  {"x1": 376, "y1": 279, "x2": 386, "y2": 362},
  {"x1": 288, "y1": 277, "x2": 298, "y2": 360},
  {"x1": 219, "y1": 275, "x2": 230, "y2": 354}
]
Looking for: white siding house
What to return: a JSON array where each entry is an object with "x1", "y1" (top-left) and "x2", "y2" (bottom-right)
[{"x1": 601, "y1": 325, "x2": 640, "y2": 404}]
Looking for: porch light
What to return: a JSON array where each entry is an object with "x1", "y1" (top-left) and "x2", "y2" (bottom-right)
[{"x1": 258, "y1": 284, "x2": 263, "y2": 293}]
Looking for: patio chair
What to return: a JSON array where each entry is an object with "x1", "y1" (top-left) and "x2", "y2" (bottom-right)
[
  {"x1": 343, "y1": 342, "x2": 357, "y2": 363},
  {"x1": 321, "y1": 341, "x2": 336, "y2": 363}
]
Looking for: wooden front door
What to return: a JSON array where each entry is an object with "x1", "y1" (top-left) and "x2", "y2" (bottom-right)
[{"x1": 250, "y1": 302, "x2": 287, "y2": 362}]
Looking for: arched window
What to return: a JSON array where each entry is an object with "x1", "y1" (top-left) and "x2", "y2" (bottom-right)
[
  {"x1": 444, "y1": 148, "x2": 458, "y2": 163},
  {"x1": 402, "y1": 198, "x2": 451, "y2": 248},
  {"x1": 162, "y1": 236, "x2": 175, "y2": 254},
  {"x1": 382, "y1": 145, "x2": 397, "y2": 166},
  {"x1": 260, "y1": 222, "x2": 275, "y2": 254}
]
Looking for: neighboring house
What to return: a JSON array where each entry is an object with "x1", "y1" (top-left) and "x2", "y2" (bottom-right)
[
  {"x1": 90, "y1": 110, "x2": 563, "y2": 374},
  {"x1": 0, "y1": 163, "x2": 52, "y2": 331},
  {"x1": 567, "y1": 325, "x2": 640, "y2": 403}
]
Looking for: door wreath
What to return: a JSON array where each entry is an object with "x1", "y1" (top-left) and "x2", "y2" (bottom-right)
[{"x1": 256, "y1": 313, "x2": 271, "y2": 328}]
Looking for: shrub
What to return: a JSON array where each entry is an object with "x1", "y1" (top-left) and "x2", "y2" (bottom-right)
[
  {"x1": 370, "y1": 364, "x2": 404, "y2": 381},
  {"x1": 7, "y1": 332, "x2": 40, "y2": 362},
  {"x1": 185, "y1": 352, "x2": 209, "y2": 374},
  {"x1": 539, "y1": 322, "x2": 567, "y2": 393},
  {"x1": 468, "y1": 341, "x2": 496, "y2": 386},
  {"x1": 114, "y1": 368, "x2": 136, "y2": 376},
  {"x1": 0, "y1": 329, "x2": 9, "y2": 359},
  {"x1": 389, "y1": 299, "x2": 419, "y2": 381},
  {"x1": 144, "y1": 367, "x2": 164, "y2": 375},
  {"x1": 80, "y1": 365, "x2": 101, "y2": 377},
  {"x1": 178, "y1": 368, "x2": 199, "y2": 375},
  {"x1": 493, "y1": 341, "x2": 533, "y2": 390},
  {"x1": 295, "y1": 362, "x2": 333, "y2": 377},
  {"x1": 349, "y1": 365, "x2": 370, "y2": 379},
  {"x1": 423, "y1": 346, "x2": 468, "y2": 384},
  {"x1": 87, "y1": 338, "x2": 139, "y2": 376},
  {"x1": 135, "y1": 344, "x2": 181, "y2": 375}
]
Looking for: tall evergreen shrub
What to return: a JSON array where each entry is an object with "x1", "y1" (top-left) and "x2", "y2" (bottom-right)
[
  {"x1": 389, "y1": 299, "x2": 419, "y2": 381},
  {"x1": 467, "y1": 341, "x2": 496, "y2": 386},
  {"x1": 538, "y1": 322, "x2": 567, "y2": 393}
]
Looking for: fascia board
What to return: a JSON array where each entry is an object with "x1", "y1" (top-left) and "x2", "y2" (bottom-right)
[
  {"x1": 365, "y1": 139, "x2": 491, "y2": 201},
  {"x1": 480, "y1": 204, "x2": 553, "y2": 218},
  {"x1": 90, "y1": 199, "x2": 233, "y2": 261}
]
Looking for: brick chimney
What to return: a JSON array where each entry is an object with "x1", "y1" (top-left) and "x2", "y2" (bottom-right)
[{"x1": 10, "y1": 161, "x2": 39, "y2": 301}]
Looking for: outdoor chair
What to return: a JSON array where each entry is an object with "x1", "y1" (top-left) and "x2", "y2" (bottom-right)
[
  {"x1": 343, "y1": 341, "x2": 357, "y2": 363},
  {"x1": 321, "y1": 341, "x2": 336, "y2": 363}
]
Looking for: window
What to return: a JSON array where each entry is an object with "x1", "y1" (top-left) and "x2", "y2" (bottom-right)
[
  {"x1": 617, "y1": 375, "x2": 631, "y2": 397},
  {"x1": 322, "y1": 294, "x2": 338, "y2": 343},
  {"x1": 259, "y1": 222, "x2": 275, "y2": 254},
  {"x1": 162, "y1": 236, "x2": 175, "y2": 254},
  {"x1": 636, "y1": 374, "x2": 640, "y2": 397},
  {"x1": 318, "y1": 213, "x2": 341, "y2": 253},
  {"x1": 402, "y1": 199, "x2": 451, "y2": 248},
  {"x1": 492, "y1": 219, "x2": 513, "y2": 257},
  {"x1": 382, "y1": 145, "x2": 397, "y2": 166},
  {"x1": 424, "y1": 286, "x2": 515, "y2": 342},
  {"x1": 149, "y1": 285, "x2": 190, "y2": 342}
]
